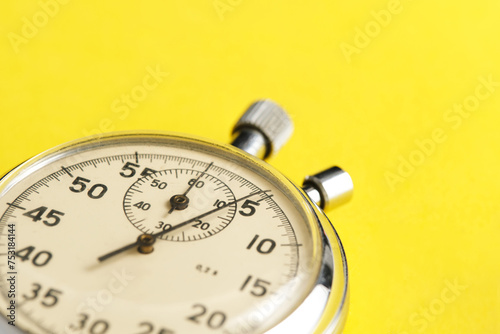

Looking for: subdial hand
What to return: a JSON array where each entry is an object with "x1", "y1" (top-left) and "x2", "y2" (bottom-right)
[{"x1": 167, "y1": 162, "x2": 213, "y2": 214}]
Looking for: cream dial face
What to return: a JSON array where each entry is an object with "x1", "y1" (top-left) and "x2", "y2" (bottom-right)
[{"x1": 0, "y1": 134, "x2": 323, "y2": 334}]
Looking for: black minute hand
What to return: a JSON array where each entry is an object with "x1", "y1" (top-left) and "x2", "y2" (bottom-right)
[
  {"x1": 167, "y1": 162, "x2": 213, "y2": 214},
  {"x1": 97, "y1": 190, "x2": 269, "y2": 262}
]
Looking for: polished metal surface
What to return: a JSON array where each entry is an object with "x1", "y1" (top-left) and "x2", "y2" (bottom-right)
[
  {"x1": 230, "y1": 128, "x2": 267, "y2": 159},
  {"x1": 264, "y1": 188, "x2": 349, "y2": 334},
  {"x1": 302, "y1": 183, "x2": 322, "y2": 207},
  {"x1": 232, "y1": 99, "x2": 293, "y2": 159},
  {"x1": 266, "y1": 224, "x2": 334, "y2": 334},
  {"x1": 303, "y1": 167, "x2": 354, "y2": 211}
]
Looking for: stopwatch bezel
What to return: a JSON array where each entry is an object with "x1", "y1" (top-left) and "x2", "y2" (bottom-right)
[
  {"x1": 0, "y1": 131, "x2": 348, "y2": 334},
  {"x1": 304, "y1": 197, "x2": 349, "y2": 334}
]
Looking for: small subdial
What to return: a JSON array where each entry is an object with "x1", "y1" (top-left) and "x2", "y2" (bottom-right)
[{"x1": 124, "y1": 168, "x2": 236, "y2": 241}]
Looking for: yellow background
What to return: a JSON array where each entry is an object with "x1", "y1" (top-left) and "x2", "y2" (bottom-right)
[{"x1": 1, "y1": 1, "x2": 499, "y2": 333}]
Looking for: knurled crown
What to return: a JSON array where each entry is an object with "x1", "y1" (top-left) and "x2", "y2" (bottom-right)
[{"x1": 233, "y1": 99, "x2": 294, "y2": 158}]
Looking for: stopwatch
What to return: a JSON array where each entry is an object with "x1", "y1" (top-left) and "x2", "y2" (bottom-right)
[{"x1": 0, "y1": 100, "x2": 353, "y2": 334}]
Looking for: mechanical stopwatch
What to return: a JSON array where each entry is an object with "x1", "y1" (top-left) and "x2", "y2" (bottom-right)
[{"x1": 0, "y1": 100, "x2": 353, "y2": 334}]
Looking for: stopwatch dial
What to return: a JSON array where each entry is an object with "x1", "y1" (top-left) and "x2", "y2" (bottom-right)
[
  {"x1": 124, "y1": 169, "x2": 236, "y2": 241},
  {"x1": 0, "y1": 134, "x2": 323, "y2": 334}
]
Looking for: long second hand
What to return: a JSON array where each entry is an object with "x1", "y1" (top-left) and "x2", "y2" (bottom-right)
[{"x1": 97, "y1": 189, "x2": 269, "y2": 262}]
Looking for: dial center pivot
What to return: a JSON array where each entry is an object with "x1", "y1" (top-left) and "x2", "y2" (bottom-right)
[
  {"x1": 170, "y1": 194, "x2": 189, "y2": 210},
  {"x1": 137, "y1": 234, "x2": 156, "y2": 254}
]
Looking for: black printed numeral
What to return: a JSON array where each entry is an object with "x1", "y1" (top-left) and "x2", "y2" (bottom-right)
[
  {"x1": 23, "y1": 206, "x2": 65, "y2": 227},
  {"x1": 69, "y1": 177, "x2": 108, "y2": 199}
]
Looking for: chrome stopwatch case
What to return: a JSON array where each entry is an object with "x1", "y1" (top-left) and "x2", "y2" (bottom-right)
[{"x1": 0, "y1": 100, "x2": 353, "y2": 334}]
